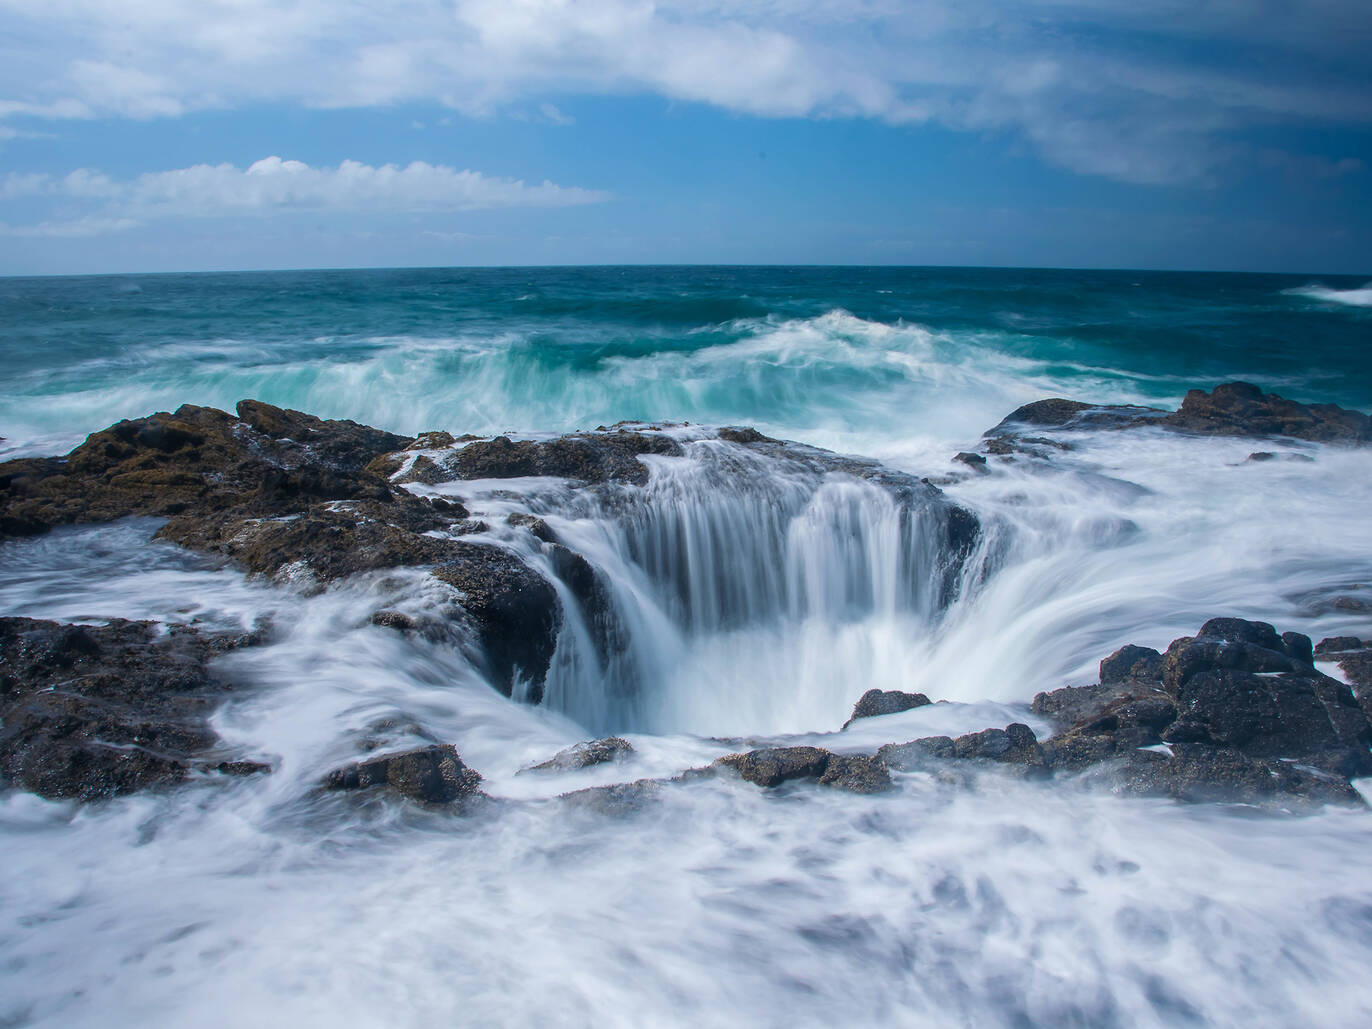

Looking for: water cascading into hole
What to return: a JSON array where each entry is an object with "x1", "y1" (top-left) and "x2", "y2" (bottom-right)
[{"x1": 506, "y1": 438, "x2": 980, "y2": 737}]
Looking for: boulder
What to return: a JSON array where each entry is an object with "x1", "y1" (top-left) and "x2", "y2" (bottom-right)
[
  {"x1": 322, "y1": 744, "x2": 482, "y2": 805},
  {"x1": 560, "y1": 778, "x2": 661, "y2": 814},
  {"x1": 842, "y1": 688, "x2": 932, "y2": 729},
  {"x1": 715, "y1": 746, "x2": 832, "y2": 788},
  {"x1": 525, "y1": 737, "x2": 634, "y2": 773}
]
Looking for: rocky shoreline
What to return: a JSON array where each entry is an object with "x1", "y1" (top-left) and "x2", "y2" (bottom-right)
[{"x1": 2, "y1": 382, "x2": 1370, "y2": 811}]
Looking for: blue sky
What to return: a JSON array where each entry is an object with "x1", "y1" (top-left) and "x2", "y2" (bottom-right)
[{"x1": 1, "y1": 1, "x2": 1369, "y2": 275}]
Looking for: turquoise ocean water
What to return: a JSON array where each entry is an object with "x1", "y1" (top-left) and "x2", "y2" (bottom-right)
[{"x1": 2, "y1": 266, "x2": 1369, "y2": 457}]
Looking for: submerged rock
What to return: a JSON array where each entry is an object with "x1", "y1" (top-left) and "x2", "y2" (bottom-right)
[
  {"x1": 560, "y1": 778, "x2": 661, "y2": 814},
  {"x1": 525, "y1": 737, "x2": 634, "y2": 773},
  {"x1": 842, "y1": 688, "x2": 932, "y2": 729},
  {"x1": 322, "y1": 744, "x2": 483, "y2": 806},
  {"x1": 0, "y1": 616, "x2": 269, "y2": 802}
]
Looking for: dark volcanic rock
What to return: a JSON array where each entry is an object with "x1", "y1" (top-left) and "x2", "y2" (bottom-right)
[
  {"x1": 876, "y1": 736, "x2": 957, "y2": 770},
  {"x1": 1034, "y1": 617, "x2": 1372, "y2": 806},
  {"x1": 986, "y1": 382, "x2": 1371, "y2": 448},
  {"x1": 455, "y1": 431, "x2": 683, "y2": 486},
  {"x1": 716, "y1": 746, "x2": 832, "y2": 788},
  {"x1": 1164, "y1": 381, "x2": 1372, "y2": 443},
  {"x1": 842, "y1": 688, "x2": 932, "y2": 729},
  {"x1": 322, "y1": 743, "x2": 482, "y2": 805},
  {"x1": 525, "y1": 737, "x2": 634, "y2": 773},
  {"x1": 0, "y1": 617, "x2": 268, "y2": 801},
  {"x1": 817, "y1": 754, "x2": 894, "y2": 793},
  {"x1": 714, "y1": 745, "x2": 894, "y2": 794},
  {"x1": 1104, "y1": 744, "x2": 1362, "y2": 808},
  {"x1": 433, "y1": 545, "x2": 561, "y2": 700},
  {"x1": 1157, "y1": 620, "x2": 1370, "y2": 777},
  {"x1": 953, "y1": 723, "x2": 1048, "y2": 771},
  {"x1": 0, "y1": 400, "x2": 414, "y2": 540},
  {"x1": 1099, "y1": 644, "x2": 1164, "y2": 685}
]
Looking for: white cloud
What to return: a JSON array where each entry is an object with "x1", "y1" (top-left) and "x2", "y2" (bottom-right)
[
  {"x1": 0, "y1": 156, "x2": 609, "y2": 235},
  {"x1": 0, "y1": 1, "x2": 1368, "y2": 184}
]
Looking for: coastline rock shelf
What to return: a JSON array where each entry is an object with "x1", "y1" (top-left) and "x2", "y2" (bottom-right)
[{"x1": 2, "y1": 382, "x2": 1370, "y2": 811}]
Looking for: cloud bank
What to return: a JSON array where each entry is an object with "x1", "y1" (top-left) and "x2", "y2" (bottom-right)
[
  {"x1": 0, "y1": 156, "x2": 609, "y2": 236},
  {"x1": 0, "y1": 1, "x2": 1369, "y2": 185}
]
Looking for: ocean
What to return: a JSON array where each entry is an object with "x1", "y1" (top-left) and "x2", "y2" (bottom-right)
[{"x1": 2, "y1": 265, "x2": 1372, "y2": 1027}]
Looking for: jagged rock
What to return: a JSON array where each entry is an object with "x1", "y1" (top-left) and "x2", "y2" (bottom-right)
[
  {"x1": 1157, "y1": 620, "x2": 1370, "y2": 776},
  {"x1": 1165, "y1": 382, "x2": 1372, "y2": 443},
  {"x1": 716, "y1": 746, "x2": 832, "y2": 788},
  {"x1": 953, "y1": 723, "x2": 1048, "y2": 770},
  {"x1": 816, "y1": 754, "x2": 893, "y2": 793},
  {"x1": 371, "y1": 610, "x2": 417, "y2": 632},
  {"x1": 842, "y1": 688, "x2": 932, "y2": 729},
  {"x1": 407, "y1": 431, "x2": 456, "y2": 451},
  {"x1": 876, "y1": 736, "x2": 957, "y2": 770},
  {"x1": 1101, "y1": 744, "x2": 1362, "y2": 808},
  {"x1": 988, "y1": 382, "x2": 1371, "y2": 446},
  {"x1": 0, "y1": 617, "x2": 268, "y2": 801},
  {"x1": 322, "y1": 744, "x2": 482, "y2": 805},
  {"x1": 433, "y1": 545, "x2": 561, "y2": 700},
  {"x1": 1100, "y1": 644, "x2": 1164, "y2": 684},
  {"x1": 560, "y1": 778, "x2": 661, "y2": 814},
  {"x1": 525, "y1": 737, "x2": 634, "y2": 773},
  {"x1": 455, "y1": 431, "x2": 683, "y2": 486},
  {"x1": 1034, "y1": 618, "x2": 1372, "y2": 805},
  {"x1": 1316, "y1": 636, "x2": 1367, "y2": 658}
]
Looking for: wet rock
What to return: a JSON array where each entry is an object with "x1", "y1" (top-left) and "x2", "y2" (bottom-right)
[
  {"x1": 433, "y1": 545, "x2": 561, "y2": 701},
  {"x1": 0, "y1": 400, "x2": 416, "y2": 541},
  {"x1": 953, "y1": 723, "x2": 1048, "y2": 771},
  {"x1": 0, "y1": 616, "x2": 266, "y2": 802},
  {"x1": 560, "y1": 778, "x2": 661, "y2": 814},
  {"x1": 1099, "y1": 644, "x2": 1164, "y2": 685},
  {"x1": 1158, "y1": 621, "x2": 1370, "y2": 777},
  {"x1": 1035, "y1": 618, "x2": 1372, "y2": 804},
  {"x1": 526, "y1": 737, "x2": 634, "y2": 773},
  {"x1": 716, "y1": 427, "x2": 779, "y2": 445},
  {"x1": 507, "y1": 512, "x2": 558, "y2": 543},
  {"x1": 842, "y1": 688, "x2": 932, "y2": 729},
  {"x1": 371, "y1": 610, "x2": 417, "y2": 632},
  {"x1": 714, "y1": 746, "x2": 893, "y2": 794},
  {"x1": 876, "y1": 736, "x2": 957, "y2": 770},
  {"x1": 953, "y1": 452, "x2": 988, "y2": 472},
  {"x1": 715, "y1": 746, "x2": 833, "y2": 788},
  {"x1": 1103, "y1": 744, "x2": 1363, "y2": 808},
  {"x1": 986, "y1": 382, "x2": 1371, "y2": 448},
  {"x1": 1315, "y1": 636, "x2": 1367, "y2": 658},
  {"x1": 407, "y1": 431, "x2": 456, "y2": 451},
  {"x1": 817, "y1": 754, "x2": 893, "y2": 793},
  {"x1": 455, "y1": 430, "x2": 684, "y2": 486},
  {"x1": 322, "y1": 744, "x2": 483, "y2": 805},
  {"x1": 1164, "y1": 382, "x2": 1372, "y2": 443}
]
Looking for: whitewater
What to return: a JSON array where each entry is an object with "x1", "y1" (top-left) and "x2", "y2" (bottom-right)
[{"x1": 3, "y1": 266, "x2": 1372, "y2": 1027}]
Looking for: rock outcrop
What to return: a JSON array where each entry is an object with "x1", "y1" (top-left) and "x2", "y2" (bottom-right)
[
  {"x1": 1032, "y1": 617, "x2": 1372, "y2": 806},
  {"x1": 980, "y1": 382, "x2": 1371, "y2": 459},
  {"x1": 0, "y1": 616, "x2": 269, "y2": 801}
]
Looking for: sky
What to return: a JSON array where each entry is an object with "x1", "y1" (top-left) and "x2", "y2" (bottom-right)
[{"x1": 0, "y1": 0, "x2": 1369, "y2": 275}]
